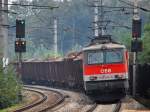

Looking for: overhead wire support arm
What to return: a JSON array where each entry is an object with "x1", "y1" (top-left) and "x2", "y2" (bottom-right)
[
  {"x1": 88, "y1": 4, "x2": 133, "y2": 9},
  {"x1": 103, "y1": 9, "x2": 126, "y2": 13},
  {"x1": 110, "y1": 25, "x2": 131, "y2": 29},
  {"x1": 32, "y1": 7, "x2": 59, "y2": 10},
  {"x1": 109, "y1": 20, "x2": 131, "y2": 29},
  {"x1": 87, "y1": 0, "x2": 133, "y2": 38},
  {"x1": 94, "y1": 20, "x2": 131, "y2": 29},
  {"x1": 88, "y1": 3, "x2": 150, "y2": 12},
  {"x1": 0, "y1": 10, "x2": 17, "y2": 14},
  {"x1": 118, "y1": 0, "x2": 150, "y2": 12},
  {"x1": 0, "y1": 2, "x2": 59, "y2": 9},
  {"x1": 0, "y1": 24, "x2": 10, "y2": 27},
  {"x1": 92, "y1": 20, "x2": 111, "y2": 23},
  {"x1": 0, "y1": 24, "x2": 16, "y2": 29},
  {"x1": 28, "y1": 26, "x2": 54, "y2": 29}
]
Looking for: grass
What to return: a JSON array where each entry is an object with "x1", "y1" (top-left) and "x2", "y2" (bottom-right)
[
  {"x1": 0, "y1": 94, "x2": 28, "y2": 112},
  {"x1": 0, "y1": 90, "x2": 36, "y2": 112},
  {"x1": 0, "y1": 103, "x2": 23, "y2": 112}
]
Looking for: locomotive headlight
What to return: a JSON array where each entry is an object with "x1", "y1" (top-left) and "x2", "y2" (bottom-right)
[
  {"x1": 115, "y1": 74, "x2": 124, "y2": 79},
  {"x1": 115, "y1": 75, "x2": 119, "y2": 79},
  {"x1": 89, "y1": 76, "x2": 97, "y2": 81}
]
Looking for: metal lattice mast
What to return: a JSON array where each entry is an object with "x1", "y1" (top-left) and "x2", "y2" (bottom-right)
[
  {"x1": 0, "y1": 0, "x2": 3, "y2": 58},
  {"x1": 3, "y1": 0, "x2": 8, "y2": 58},
  {"x1": 100, "y1": 0, "x2": 105, "y2": 36},
  {"x1": 0, "y1": 0, "x2": 8, "y2": 59},
  {"x1": 93, "y1": 0, "x2": 105, "y2": 37},
  {"x1": 94, "y1": 0, "x2": 99, "y2": 37},
  {"x1": 54, "y1": 17, "x2": 58, "y2": 58}
]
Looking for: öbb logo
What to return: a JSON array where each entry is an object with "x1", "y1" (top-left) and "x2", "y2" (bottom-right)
[{"x1": 100, "y1": 68, "x2": 112, "y2": 74}]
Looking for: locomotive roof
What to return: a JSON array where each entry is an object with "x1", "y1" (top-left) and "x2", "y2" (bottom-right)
[{"x1": 83, "y1": 42, "x2": 126, "y2": 51}]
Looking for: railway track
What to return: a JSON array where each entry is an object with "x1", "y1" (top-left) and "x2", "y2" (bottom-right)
[
  {"x1": 91, "y1": 102, "x2": 122, "y2": 112},
  {"x1": 85, "y1": 103, "x2": 97, "y2": 112},
  {"x1": 13, "y1": 88, "x2": 47, "y2": 112},
  {"x1": 23, "y1": 85, "x2": 98, "y2": 112},
  {"x1": 38, "y1": 89, "x2": 65, "y2": 112},
  {"x1": 23, "y1": 85, "x2": 123, "y2": 112},
  {"x1": 113, "y1": 101, "x2": 122, "y2": 112},
  {"x1": 13, "y1": 85, "x2": 65, "y2": 112}
]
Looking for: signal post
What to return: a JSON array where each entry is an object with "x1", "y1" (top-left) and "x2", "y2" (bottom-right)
[
  {"x1": 15, "y1": 19, "x2": 26, "y2": 78},
  {"x1": 132, "y1": 0, "x2": 142, "y2": 97}
]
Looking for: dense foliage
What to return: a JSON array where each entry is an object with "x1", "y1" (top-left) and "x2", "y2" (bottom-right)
[
  {"x1": 138, "y1": 23, "x2": 150, "y2": 63},
  {"x1": 0, "y1": 62, "x2": 22, "y2": 109},
  {"x1": 8, "y1": 0, "x2": 150, "y2": 63}
]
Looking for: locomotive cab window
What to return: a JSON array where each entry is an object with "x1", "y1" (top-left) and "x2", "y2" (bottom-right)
[
  {"x1": 87, "y1": 51, "x2": 104, "y2": 64},
  {"x1": 106, "y1": 49, "x2": 124, "y2": 63},
  {"x1": 85, "y1": 48, "x2": 124, "y2": 65}
]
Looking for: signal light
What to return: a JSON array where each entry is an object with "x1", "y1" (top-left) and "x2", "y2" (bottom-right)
[
  {"x1": 15, "y1": 40, "x2": 26, "y2": 52},
  {"x1": 15, "y1": 41, "x2": 18, "y2": 45},
  {"x1": 89, "y1": 76, "x2": 97, "y2": 81},
  {"x1": 22, "y1": 42, "x2": 25, "y2": 45},
  {"x1": 131, "y1": 40, "x2": 143, "y2": 52},
  {"x1": 16, "y1": 19, "x2": 25, "y2": 38},
  {"x1": 132, "y1": 19, "x2": 142, "y2": 38}
]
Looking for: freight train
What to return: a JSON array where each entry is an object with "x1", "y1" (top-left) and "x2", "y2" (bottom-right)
[
  {"x1": 19, "y1": 36, "x2": 129, "y2": 101},
  {"x1": 82, "y1": 36, "x2": 129, "y2": 100}
]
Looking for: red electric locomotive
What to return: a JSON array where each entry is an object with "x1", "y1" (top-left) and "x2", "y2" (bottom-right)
[{"x1": 82, "y1": 36, "x2": 129, "y2": 100}]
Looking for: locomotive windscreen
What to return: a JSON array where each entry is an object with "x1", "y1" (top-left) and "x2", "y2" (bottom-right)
[
  {"x1": 88, "y1": 51, "x2": 104, "y2": 64},
  {"x1": 87, "y1": 49, "x2": 124, "y2": 64},
  {"x1": 105, "y1": 49, "x2": 123, "y2": 63}
]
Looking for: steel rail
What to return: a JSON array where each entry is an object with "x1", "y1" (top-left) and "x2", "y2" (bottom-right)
[
  {"x1": 13, "y1": 88, "x2": 47, "y2": 112},
  {"x1": 24, "y1": 85, "x2": 65, "y2": 112},
  {"x1": 38, "y1": 90, "x2": 65, "y2": 112},
  {"x1": 24, "y1": 85, "x2": 98, "y2": 112},
  {"x1": 113, "y1": 101, "x2": 122, "y2": 112},
  {"x1": 86, "y1": 103, "x2": 97, "y2": 112}
]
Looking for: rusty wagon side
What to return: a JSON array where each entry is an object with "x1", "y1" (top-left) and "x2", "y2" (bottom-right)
[{"x1": 20, "y1": 59, "x2": 84, "y2": 90}]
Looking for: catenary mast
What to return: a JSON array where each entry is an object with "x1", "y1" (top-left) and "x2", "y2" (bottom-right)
[{"x1": 0, "y1": 0, "x2": 8, "y2": 60}]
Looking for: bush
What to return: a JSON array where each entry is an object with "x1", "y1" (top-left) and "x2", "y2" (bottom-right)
[{"x1": 0, "y1": 61, "x2": 22, "y2": 109}]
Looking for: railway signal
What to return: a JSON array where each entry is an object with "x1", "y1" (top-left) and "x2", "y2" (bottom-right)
[
  {"x1": 131, "y1": 0, "x2": 142, "y2": 97},
  {"x1": 15, "y1": 19, "x2": 26, "y2": 79},
  {"x1": 132, "y1": 19, "x2": 142, "y2": 38},
  {"x1": 16, "y1": 19, "x2": 25, "y2": 38},
  {"x1": 131, "y1": 39, "x2": 143, "y2": 52},
  {"x1": 15, "y1": 40, "x2": 26, "y2": 52}
]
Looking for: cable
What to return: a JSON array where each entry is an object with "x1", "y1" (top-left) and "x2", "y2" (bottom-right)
[
  {"x1": 0, "y1": 10, "x2": 17, "y2": 14},
  {"x1": 0, "y1": 24, "x2": 16, "y2": 29},
  {"x1": 118, "y1": 0, "x2": 150, "y2": 12},
  {"x1": 87, "y1": 4, "x2": 133, "y2": 9},
  {"x1": 0, "y1": 2, "x2": 59, "y2": 9},
  {"x1": 110, "y1": 25, "x2": 131, "y2": 29},
  {"x1": 32, "y1": 7, "x2": 58, "y2": 10},
  {"x1": 109, "y1": 20, "x2": 131, "y2": 29},
  {"x1": 27, "y1": 26, "x2": 54, "y2": 30},
  {"x1": 31, "y1": 9, "x2": 49, "y2": 24}
]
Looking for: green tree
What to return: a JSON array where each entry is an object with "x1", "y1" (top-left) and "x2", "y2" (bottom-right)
[
  {"x1": 138, "y1": 24, "x2": 150, "y2": 63},
  {"x1": 0, "y1": 61, "x2": 22, "y2": 109},
  {"x1": 118, "y1": 32, "x2": 132, "y2": 50},
  {"x1": 8, "y1": 0, "x2": 150, "y2": 60}
]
